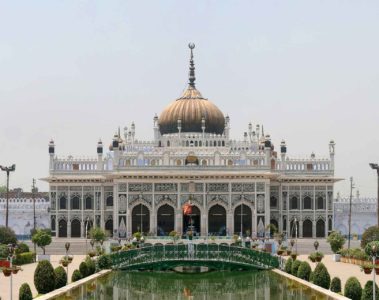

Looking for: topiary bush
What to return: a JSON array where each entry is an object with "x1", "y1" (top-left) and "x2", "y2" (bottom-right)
[
  {"x1": 0, "y1": 226, "x2": 17, "y2": 244},
  {"x1": 309, "y1": 271, "x2": 314, "y2": 283},
  {"x1": 97, "y1": 254, "x2": 112, "y2": 270},
  {"x1": 54, "y1": 266, "x2": 67, "y2": 289},
  {"x1": 361, "y1": 280, "x2": 379, "y2": 300},
  {"x1": 284, "y1": 257, "x2": 293, "y2": 273},
  {"x1": 19, "y1": 283, "x2": 33, "y2": 300},
  {"x1": 361, "y1": 226, "x2": 379, "y2": 248},
  {"x1": 79, "y1": 261, "x2": 89, "y2": 278},
  {"x1": 330, "y1": 277, "x2": 341, "y2": 293},
  {"x1": 312, "y1": 262, "x2": 330, "y2": 289},
  {"x1": 297, "y1": 261, "x2": 311, "y2": 281},
  {"x1": 291, "y1": 259, "x2": 301, "y2": 276},
  {"x1": 72, "y1": 269, "x2": 82, "y2": 282},
  {"x1": 85, "y1": 256, "x2": 96, "y2": 275},
  {"x1": 34, "y1": 260, "x2": 56, "y2": 294},
  {"x1": 344, "y1": 277, "x2": 362, "y2": 300}
]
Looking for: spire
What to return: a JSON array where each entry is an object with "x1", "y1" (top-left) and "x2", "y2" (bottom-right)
[{"x1": 188, "y1": 43, "x2": 196, "y2": 87}]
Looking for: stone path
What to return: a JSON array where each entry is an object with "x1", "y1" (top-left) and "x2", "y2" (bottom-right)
[{"x1": 0, "y1": 255, "x2": 86, "y2": 300}]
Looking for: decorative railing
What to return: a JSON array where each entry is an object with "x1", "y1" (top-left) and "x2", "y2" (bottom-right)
[{"x1": 109, "y1": 244, "x2": 279, "y2": 271}]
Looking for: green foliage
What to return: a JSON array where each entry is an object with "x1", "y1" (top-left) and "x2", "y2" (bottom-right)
[
  {"x1": 0, "y1": 185, "x2": 6, "y2": 193},
  {"x1": 16, "y1": 242, "x2": 29, "y2": 254},
  {"x1": 312, "y1": 262, "x2": 330, "y2": 289},
  {"x1": 365, "y1": 241, "x2": 379, "y2": 257},
  {"x1": 361, "y1": 226, "x2": 379, "y2": 248},
  {"x1": 133, "y1": 231, "x2": 142, "y2": 240},
  {"x1": 34, "y1": 260, "x2": 56, "y2": 294},
  {"x1": 0, "y1": 226, "x2": 17, "y2": 244},
  {"x1": 79, "y1": 261, "x2": 89, "y2": 278},
  {"x1": 0, "y1": 244, "x2": 9, "y2": 258},
  {"x1": 326, "y1": 231, "x2": 346, "y2": 254},
  {"x1": 344, "y1": 277, "x2": 362, "y2": 300},
  {"x1": 89, "y1": 227, "x2": 106, "y2": 242},
  {"x1": 297, "y1": 261, "x2": 311, "y2": 281},
  {"x1": 291, "y1": 259, "x2": 301, "y2": 276},
  {"x1": 97, "y1": 254, "x2": 112, "y2": 270},
  {"x1": 266, "y1": 223, "x2": 278, "y2": 235},
  {"x1": 309, "y1": 271, "x2": 314, "y2": 283},
  {"x1": 32, "y1": 229, "x2": 52, "y2": 255},
  {"x1": 19, "y1": 283, "x2": 33, "y2": 300},
  {"x1": 284, "y1": 257, "x2": 293, "y2": 273},
  {"x1": 330, "y1": 277, "x2": 341, "y2": 293},
  {"x1": 54, "y1": 266, "x2": 67, "y2": 289},
  {"x1": 85, "y1": 256, "x2": 96, "y2": 275},
  {"x1": 361, "y1": 280, "x2": 379, "y2": 300},
  {"x1": 13, "y1": 252, "x2": 35, "y2": 265},
  {"x1": 71, "y1": 269, "x2": 82, "y2": 282}
]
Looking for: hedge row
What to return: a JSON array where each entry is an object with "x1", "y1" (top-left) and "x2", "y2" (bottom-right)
[{"x1": 13, "y1": 252, "x2": 35, "y2": 265}]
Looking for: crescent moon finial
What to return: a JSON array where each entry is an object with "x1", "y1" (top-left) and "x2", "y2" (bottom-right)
[{"x1": 188, "y1": 43, "x2": 195, "y2": 50}]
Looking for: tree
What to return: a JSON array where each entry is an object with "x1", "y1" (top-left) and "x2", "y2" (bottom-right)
[
  {"x1": 284, "y1": 258, "x2": 293, "y2": 274},
  {"x1": 344, "y1": 277, "x2": 362, "y2": 300},
  {"x1": 71, "y1": 269, "x2": 82, "y2": 282},
  {"x1": 89, "y1": 227, "x2": 106, "y2": 243},
  {"x1": 32, "y1": 229, "x2": 52, "y2": 255},
  {"x1": 19, "y1": 283, "x2": 33, "y2": 300},
  {"x1": 361, "y1": 226, "x2": 379, "y2": 248},
  {"x1": 330, "y1": 277, "x2": 341, "y2": 293},
  {"x1": 0, "y1": 225, "x2": 17, "y2": 244},
  {"x1": 34, "y1": 260, "x2": 56, "y2": 294},
  {"x1": 361, "y1": 280, "x2": 379, "y2": 300},
  {"x1": 326, "y1": 231, "x2": 345, "y2": 253},
  {"x1": 54, "y1": 266, "x2": 67, "y2": 289},
  {"x1": 297, "y1": 261, "x2": 311, "y2": 281},
  {"x1": 312, "y1": 263, "x2": 330, "y2": 289}
]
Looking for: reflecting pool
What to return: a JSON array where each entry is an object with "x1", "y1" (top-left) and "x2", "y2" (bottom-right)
[{"x1": 53, "y1": 270, "x2": 329, "y2": 299}]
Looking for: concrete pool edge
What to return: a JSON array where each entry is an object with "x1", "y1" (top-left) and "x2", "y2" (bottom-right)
[
  {"x1": 272, "y1": 269, "x2": 349, "y2": 300},
  {"x1": 36, "y1": 269, "x2": 112, "y2": 300}
]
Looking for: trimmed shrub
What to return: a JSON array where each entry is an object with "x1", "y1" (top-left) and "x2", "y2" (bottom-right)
[
  {"x1": 361, "y1": 280, "x2": 379, "y2": 300},
  {"x1": 85, "y1": 256, "x2": 96, "y2": 275},
  {"x1": 34, "y1": 260, "x2": 56, "y2": 294},
  {"x1": 284, "y1": 257, "x2": 293, "y2": 274},
  {"x1": 291, "y1": 259, "x2": 301, "y2": 276},
  {"x1": 97, "y1": 254, "x2": 112, "y2": 270},
  {"x1": 16, "y1": 242, "x2": 30, "y2": 254},
  {"x1": 19, "y1": 283, "x2": 33, "y2": 300},
  {"x1": 79, "y1": 261, "x2": 89, "y2": 278},
  {"x1": 32, "y1": 229, "x2": 52, "y2": 255},
  {"x1": 54, "y1": 266, "x2": 67, "y2": 289},
  {"x1": 13, "y1": 252, "x2": 35, "y2": 265},
  {"x1": 326, "y1": 231, "x2": 345, "y2": 254},
  {"x1": 309, "y1": 271, "x2": 314, "y2": 283},
  {"x1": 361, "y1": 226, "x2": 379, "y2": 248},
  {"x1": 72, "y1": 269, "x2": 82, "y2": 282},
  {"x1": 330, "y1": 277, "x2": 341, "y2": 293},
  {"x1": 344, "y1": 277, "x2": 362, "y2": 300},
  {"x1": 0, "y1": 226, "x2": 17, "y2": 244},
  {"x1": 312, "y1": 262, "x2": 330, "y2": 289},
  {"x1": 297, "y1": 261, "x2": 311, "y2": 281}
]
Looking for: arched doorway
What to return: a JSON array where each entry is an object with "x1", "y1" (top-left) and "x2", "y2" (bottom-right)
[
  {"x1": 316, "y1": 219, "x2": 325, "y2": 237},
  {"x1": 105, "y1": 219, "x2": 113, "y2": 237},
  {"x1": 71, "y1": 219, "x2": 81, "y2": 238},
  {"x1": 132, "y1": 204, "x2": 150, "y2": 234},
  {"x1": 234, "y1": 204, "x2": 252, "y2": 236},
  {"x1": 84, "y1": 219, "x2": 93, "y2": 238},
  {"x1": 303, "y1": 219, "x2": 313, "y2": 238},
  {"x1": 58, "y1": 219, "x2": 67, "y2": 237},
  {"x1": 183, "y1": 205, "x2": 201, "y2": 235},
  {"x1": 157, "y1": 204, "x2": 175, "y2": 236},
  {"x1": 208, "y1": 205, "x2": 226, "y2": 236},
  {"x1": 290, "y1": 219, "x2": 299, "y2": 238}
]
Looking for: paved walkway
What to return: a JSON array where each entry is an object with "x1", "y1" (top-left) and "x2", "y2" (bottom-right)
[
  {"x1": 296, "y1": 254, "x2": 379, "y2": 291},
  {"x1": 0, "y1": 255, "x2": 86, "y2": 300}
]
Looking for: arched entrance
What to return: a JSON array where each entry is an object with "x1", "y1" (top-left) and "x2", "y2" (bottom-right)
[
  {"x1": 303, "y1": 219, "x2": 313, "y2": 238},
  {"x1": 183, "y1": 205, "x2": 200, "y2": 235},
  {"x1": 157, "y1": 204, "x2": 175, "y2": 236},
  {"x1": 71, "y1": 219, "x2": 81, "y2": 238},
  {"x1": 316, "y1": 219, "x2": 325, "y2": 238},
  {"x1": 105, "y1": 219, "x2": 113, "y2": 236},
  {"x1": 132, "y1": 204, "x2": 150, "y2": 234},
  {"x1": 58, "y1": 219, "x2": 67, "y2": 237},
  {"x1": 234, "y1": 204, "x2": 252, "y2": 236},
  {"x1": 208, "y1": 205, "x2": 226, "y2": 236},
  {"x1": 84, "y1": 219, "x2": 93, "y2": 238}
]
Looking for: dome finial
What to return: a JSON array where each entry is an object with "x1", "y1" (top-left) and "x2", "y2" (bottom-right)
[{"x1": 188, "y1": 43, "x2": 196, "y2": 87}]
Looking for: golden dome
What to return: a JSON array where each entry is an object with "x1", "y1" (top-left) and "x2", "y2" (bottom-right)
[{"x1": 158, "y1": 43, "x2": 225, "y2": 135}]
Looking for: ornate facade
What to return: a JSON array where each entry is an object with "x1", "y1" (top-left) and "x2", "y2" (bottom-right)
[{"x1": 44, "y1": 44, "x2": 338, "y2": 239}]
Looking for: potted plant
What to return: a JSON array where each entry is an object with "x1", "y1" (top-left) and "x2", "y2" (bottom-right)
[
  {"x1": 32, "y1": 229, "x2": 52, "y2": 262},
  {"x1": 308, "y1": 252, "x2": 316, "y2": 263},
  {"x1": 290, "y1": 252, "x2": 297, "y2": 260},
  {"x1": 314, "y1": 251, "x2": 324, "y2": 262},
  {"x1": 12, "y1": 265, "x2": 21, "y2": 274},
  {"x1": 2, "y1": 267, "x2": 12, "y2": 276},
  {"x1": 327, "y1": 231, "x2": 345, "y2": 262},
  {"x1": 188, "y1": 231, "x2": 193, "y2": 241},
  {"x1": 277, "y1": 248, "x2": 284, "y2": 255},
  {"x1": 286, "y1": 249, "x2": 292, "y2": 256},
  {"x1": 360, "y1": 262, "x2": 373, "y2": 274},
  {"x1": 60, "y1": 256, "x2": 70, "y2": 267},
  {"x1": 169, "y1": 231, "x2": 180, "y2": 244}
]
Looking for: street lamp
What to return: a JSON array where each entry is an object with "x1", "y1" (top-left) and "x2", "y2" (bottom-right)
[
  {"x1": 369, "y1": 163, "x2": 379, "y2": 226},
  {"x1": 372, "y1": 243, "x2": 378, "y2": 300},
  {"x1": 0, "y1": 164, "x2": 16, "y2": 228}
]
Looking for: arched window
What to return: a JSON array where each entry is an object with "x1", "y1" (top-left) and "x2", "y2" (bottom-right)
[
  {"x1": 303, "y1": 196, "x2": 312, "y2": 210},
  {"x1": 59, "y1": 196, "x2": 67, "y2": 210},
  {"x1": 71, "y1": 196, "x2": 80, "y2": 210},
  {"x1": 290, "y1": 197, "x2": 298, "y2": 210},
  {"x1": 270, "y1": 196, "x2": 278, "y2": 208},
  {"x1": 106, "y1": 195, "x2": 113, "y2": 207},
  {"x1": 85, "y1": 197, "x2": 92, "y2": 210},
  {"x1": 317, "y1": 197, "x2": 325, "y2": 209},
  {"x1": 202, "y1": 160, "x2": 207, "y2": 166}
]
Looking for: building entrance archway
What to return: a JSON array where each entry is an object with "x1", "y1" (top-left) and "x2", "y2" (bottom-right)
[
  {"x1": 208, "y1": 205, "x2": 226, "y2": 236},
  {"x1": 316, "y1": 219, "x2": 325, "y2": 237},
  {"x1": 58, "y1": 219, "x2": 67, "y2": 237},
  {"x1": 157, "y1": 204, "x2": 175, "y2": 236},
  {"x1": 71, "y1": 219, "x2": 81, "y2": 237},
  {"x1": 132, "y1": 204, "x2": 150, "y2": 234},
  {"x1": 234, "y1": 204, "x2": 252, "y2": 236},
  {"x1": 183, "y1": 205, "x2": 200, "y2": 235},
  {"x1": 303, "y1": 219, "x2": 313, "y2": 238},
  {"x1": 105, "y1": 219, "x2": 113, "y2": 236}
]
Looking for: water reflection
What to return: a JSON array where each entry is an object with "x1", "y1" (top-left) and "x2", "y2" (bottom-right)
[{"x1": 54, "y1": 270, "x2": 328, "y2": 300}]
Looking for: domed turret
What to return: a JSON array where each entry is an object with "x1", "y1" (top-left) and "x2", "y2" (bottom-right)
[{"x1": 158, "y1": 44, "x2": 225, "y2": 135}]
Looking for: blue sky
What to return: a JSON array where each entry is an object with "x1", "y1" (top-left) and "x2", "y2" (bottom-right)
[{"x1": 0, "y1": 1, "x2": 378, "y2": 197}]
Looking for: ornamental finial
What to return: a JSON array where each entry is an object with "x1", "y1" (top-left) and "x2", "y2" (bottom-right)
[{"x1": 188, "y1": 43, "x2": 196, "y2": 87}]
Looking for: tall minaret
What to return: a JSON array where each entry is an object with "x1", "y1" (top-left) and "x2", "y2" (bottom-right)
[
  {"x1": 329, "y1": 140, "x2": 335, "y2": 170},
  {"x1": 97, "y1": 139, "x2": 103, "y2": 171},
  {"x1": 48, "y1": 139, "x2": 55, "y2": 171},
  {"x1": 264, "y1": 135, "x2": 272, "y2": 167},
  {"x1": 280, "y1": 140, "x2": 287, "y2": 170},
  {"x1": 153, "y1": 114, "x2": 159, "y2": 142}
]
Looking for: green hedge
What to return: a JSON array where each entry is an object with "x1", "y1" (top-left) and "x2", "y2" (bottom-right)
[
  {"x1": 344, "y1": 277, "x2": 362, "y2": 300},
  {"x1": 34, "y1": 260, "x2": 56, "y2": 294},
  {"x1": 297, "y1": 261, "x2": 311, "y2": 281},
  {"x1": 72, "y1": 269, "x2": 82, "y2": 282},
  {"x1": 0, "y1": 244, "x2": 9, "y2": 259},
  {"x1": 19, "y1": 283, "x2": 33, "y2": 300},
  {"x1": 291, "y1": 259, "x2": 301, "y2": 276},
  {"x1": 13, "y1": 252, "x2": 35, "y2": 265},
  {"x1": 284, "y1": 258, "x2": 293, "y2": 274},
  {"x1": 97, "y1": 254, "x2": 112, "y2": 270},
  {"x1": 361, "y1": 280, "x2": 379, "y2": 300},
  {"x1": 312, "y1": 262, "x2": 330, "y2": 289},
  {"x1": 79, "y1": 261, "x2": 89, "y2": 278},
  {"x1": 85, "y1": 256, "x2": 96, "y2": 275},
  {"x1": 330, "y1": 277, "x2": 341, "y2": 293},
  {"x1": 16, "y1": 242, "x2": 30, "y2": 254},
  {"x1": 54, "y1": 266, "x2": 67, "y2": 289}
]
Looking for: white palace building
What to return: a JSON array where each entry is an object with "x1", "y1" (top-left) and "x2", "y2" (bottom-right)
[{"x1": 44, "y1": 44, "x2": 338, "y2": 239}]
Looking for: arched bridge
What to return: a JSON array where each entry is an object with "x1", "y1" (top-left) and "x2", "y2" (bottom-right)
[{"x1": 109, "y1": 243, "x2": 279, "y2": 271}]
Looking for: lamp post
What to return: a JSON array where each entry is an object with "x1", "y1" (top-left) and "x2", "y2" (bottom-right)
[
  {"x1": 240, "y1": 191, "x2": 244, "y2": 238},
  {"x1": 0, "y1": 164, "x2": 16, "y2": 228},
  {"x1": 369, "y1": 163, "x2": 379, "y2": 226},
  {"x1": 372, "y1": 244, "x2": 378, "y2": 300},
  {"x1": 85, "y1": 217, "x2": 89, "y2": 253},
  {"x1": 7, "y1": 244, "x2": 17, "y2": 300}
]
